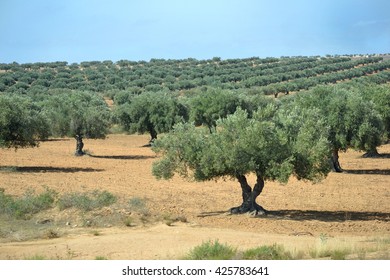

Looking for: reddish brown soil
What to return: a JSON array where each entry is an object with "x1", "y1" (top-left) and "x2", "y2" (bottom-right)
[{"x1": 0, "y1": 134, "x2": 389, "y2": 259}]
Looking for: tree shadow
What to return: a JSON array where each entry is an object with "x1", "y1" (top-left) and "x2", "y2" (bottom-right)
[
  {"x1": 88, "y1": 155, "x2": 155, "y2": 160},
  {"x1": 197, "y1": 209, "x2": 390, "y2": 223},
  {"x1": 264, "y1": 210, "x2": 390, "y2": 222},
  {"x1": 197, "y1": 211, "x2": 228, "y2": 218},
  {"x1": 39, "y1": 138, "x2": 71, "y2": 142},
  {"x1": 0, "y1": 166, "x2": 104, "y2": 173},
  {"x1": 344, "y1": 169, "x2": 390, "y2": 175},
  {"x1": 362, "y1": 153, "x2": 390, "y2": 159}
]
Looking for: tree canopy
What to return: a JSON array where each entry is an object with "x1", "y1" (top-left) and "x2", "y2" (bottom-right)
[
  {"x1": 43, "y1": 91, "x2": 111, "y2": 155},
  {"x1": 0, "y1": 95, "x2": 48, "y2": 149},
  {"x1": 292, "y1": 86, "x2": 385, "y2": 171},
  {"x1": 114, "y1": 91, "x2": 188, "y2": 143},
  {"x1": 152, "y1": 105, "x2": 331, "y2": 214}
]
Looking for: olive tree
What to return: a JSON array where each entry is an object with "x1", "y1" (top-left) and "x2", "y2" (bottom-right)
[
  {"x1": 294, "y1": 86, "x2": 385, "y2": 171},
  {"x1": 188, "y1": 88, "x2": 251, "y2": 132},
  {"x1": 44, "y1": 91, "x2": 110, "y2": 156},
  {"x1": 114, "y1": 91, "x2": 188, "y2": 144},
  {"x1": 358, "y1": 83, "x2": 390, "y2": 156},
  {"x1": 0, "y1": 94, "x2": 49, "y2": 149},
  {"x1": 152, "y1": 105, "x2": 331, "y2": 215}
]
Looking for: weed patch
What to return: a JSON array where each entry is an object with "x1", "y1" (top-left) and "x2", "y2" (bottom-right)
[
  {"x1": 242, "y1": 244, "x2": 292, "y2": 260},
  {"x1": 58, "y1": 190, "x2": 117, "y2": 211},
  {"x1": 185, "y1": 240, "x2": 237, "y2": 260},
  {"x1": 0, "y1": 187, "x2": 56, "y2": 219}
]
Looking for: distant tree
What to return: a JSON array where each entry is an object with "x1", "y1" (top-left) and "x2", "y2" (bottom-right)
[
  {"x1": 294, "y1": 86, "x2": 385, "y2": 171},
  {"x1": 44, "y1": 91, "x2": 111, "y2": 156},
  {"x1": 358, "y1": 83, "x2": 390, "y2": 147},
  {"x1": 114, "y1": 92, "x2": 188, "y2": 143},
  {"x1": 152, "y1": 106, "x2": 330, "y2": 215},
  {"x1": 188, "y1": 88, "x2": 252, "y2": 132},
  {"x1": 0, "y1": 95, "x2": 49, "y2": 149}
]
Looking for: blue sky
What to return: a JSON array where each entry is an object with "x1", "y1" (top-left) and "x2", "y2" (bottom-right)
[{"x1": 0, "y1": 0, "x2": 389, "y2": 63}]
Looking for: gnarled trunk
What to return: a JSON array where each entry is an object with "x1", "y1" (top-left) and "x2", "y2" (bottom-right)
[
  {"x1": 362, "y1": 148, "x2": 381, "y2": 158},
  {"x1": 147, "y1": 123, "x2": 158, "y2": 144},
  {"x1": 331, "y1": 149, "x2": 343, "y2": 173},
  {"x1": 74, "y1": 134, "x2": 85, "y2": 156},
  {"x1": 230, "y1": 173, "x2": 266, "y2": 216}
]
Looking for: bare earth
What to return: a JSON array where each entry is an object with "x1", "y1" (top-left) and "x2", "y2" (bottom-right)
[{"x1": 0, "y1": 134, "x2": 389, "y2": 259}]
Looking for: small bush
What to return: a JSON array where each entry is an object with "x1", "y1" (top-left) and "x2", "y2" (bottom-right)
[
  {"x1": 310, "y1": 248, "x2": 350, "y2": 259},
  {"x1": 25, "y1": 255, "x2": 46, "y2": 260},
  {"x1": 123, "y1": 217, "x2": 134, "y2": 227},
  {"x1": 242, "y1": 244, "x2": 292, "y2": 260},
  {"x1": 0, "y1": 188, "x2": 56, "y2": 219},
  {"x1": 128, "y1": 197, "x2": 149, "y2": 215},
  {"x1": 330, "y1": 249, "x2": 349, "y2": 260},
  {"x1": 185, "y1": 240, "x2": 237, "y2": 260},
  {"x1": 57, "y1": 190, "x2": 117, "y2": 211}
]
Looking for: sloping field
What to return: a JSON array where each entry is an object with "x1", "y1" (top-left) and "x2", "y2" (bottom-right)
[{"x1": 0, "y1": 134, "x2": 389, "y2": 259}]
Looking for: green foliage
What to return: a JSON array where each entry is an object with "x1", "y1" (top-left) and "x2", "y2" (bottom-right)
[
  {"x1": 0, "y1": 187, "x2": 56, "y2": 219},
  {"x1": 57, "y1": 190, "x2": 117, "y2": 211},
  {"x1": 114, "y1": 91, "x2": 188, "y2": 140},
  {"x1": 358, "y1": 83, "x2": 390, "y2": 139},
  {"x1": 242, "y1": 244, "x2": 292, "y2": 260},
  {"x1": 43, "y1": 90, "x2": 111, "y2": 139},
  {"x1": 1, "y1": 56, "x2": 390, "y2": 96},
  {"x1": 0, "y1": 95, "x2": 49, "y2": 149},
  {"x1": 294, "y1": 85, "x2": 386, "y2": 153},
  {"x1": 152, "y1": 104, "x2": 330, "y2": 183},
  {"x1": 188, "y1": 88, "x2": 252, "y2": 130},
  {"x1": 185, "y1": 240, "x2": 237, "y2": 260},
  {"x1": 127, "y1": 197, "x2": 148, "y2": 214}
]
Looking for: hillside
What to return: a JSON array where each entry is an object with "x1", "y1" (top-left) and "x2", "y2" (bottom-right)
[{"x1": 1, "y1": 55, "x2": 390, "y2": 98}]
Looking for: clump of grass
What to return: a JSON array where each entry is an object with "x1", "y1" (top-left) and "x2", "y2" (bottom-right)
[
  {"x1": 25, "y1": 254, "x2": 46, "y2": 260},
  {"x1": 128, "y1": 197, "x2": 149, "y2": 215},
  {"x1": 91, "y1": 230, "x2": 101, "y2": 236},
  {"x1": 242, "y1": 244, "x2": 293, "y2": 260},
  {"x1": 330, "y1": 249, "x2": 349, "y2": 260},
  {"x1": 185, "y1": 240, "x2": 237, "y2": 260},
  {"x1": 58, "y1": 190, "x2": 117, "y2": 211},
  {"x1": 310, "y1": 248, "x2": 350, "y2": 259},
  {"x1": 123, "y1": 216, "x2": 134, "y2": 227},
  {"x1": 95, "y1": 256, "x2": 108, "y2": 260},
  {"x1": 0, "y1": 187, "x2": 56, "y2": 219}
]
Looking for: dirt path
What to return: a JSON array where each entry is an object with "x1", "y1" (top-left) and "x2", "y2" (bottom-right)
[{"x1": 1, "y1": 222, "x2": 386, "y2": 260}]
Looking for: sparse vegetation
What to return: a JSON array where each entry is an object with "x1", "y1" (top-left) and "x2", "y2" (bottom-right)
[
  {"x1": 185, "y1": 240, "x2": 237, "y2": 260},
  {"x1": 185, "y1": 239, "x2": 389, "y2": 260},
  {"x1": 0, "y1": 187, "x2": 56, "y2": 219},
  {"x1": 242, "y1": 244, "x2": 293, "y2": 260},
  {"x1": 57, "y1": 190, "x2": 117, "y2": 211}
]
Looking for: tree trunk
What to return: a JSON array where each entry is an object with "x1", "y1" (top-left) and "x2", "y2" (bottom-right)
[
  {"x1": 331, "y1": 149, "x2": 343, "y2": 172},
  {"x1": 148, "y1": 124, "x2": 158, "y2": 144},
  {"x1": 230, "y1": 174, "x2": 266, "y2": 216},
  {"x1": 362, "y1": 147, "x2": 381, "y2": 158},
  {"x1": 74, "y1": 134, "x2": 85, "y2": 156}
]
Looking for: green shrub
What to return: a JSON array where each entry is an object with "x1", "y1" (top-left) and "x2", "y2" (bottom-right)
[
  {"x1": 58, "y1": 190, "x2": 116, "y2": 211},
  {"x1": 0, "y1": 188, "x2": 56, "y2": 219},
  {"x1": 128, "y1": 197, "x2": 149, "y2": 215},
  {"x1": 242, "y1": 244, "x2": 292, "y2": 260},
  {"x1": 330, "y1": 249, "x2": 349, "y2": 260},
  {"x1": 185, "y1": 240, "x2": 237, "y2": 260}
]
